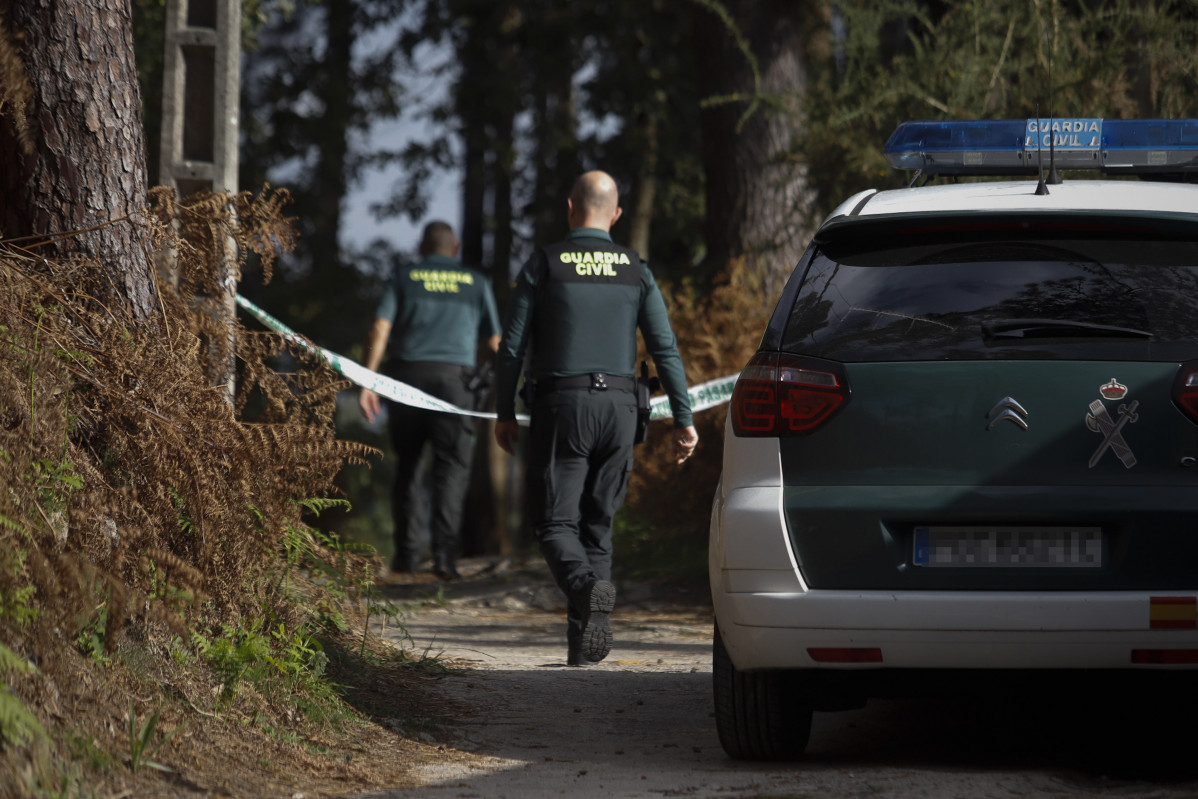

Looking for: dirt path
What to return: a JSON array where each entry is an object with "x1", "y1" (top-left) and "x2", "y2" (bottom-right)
[{"x1": 363, "y1": 558, "x2": 1198, "y2": 799}]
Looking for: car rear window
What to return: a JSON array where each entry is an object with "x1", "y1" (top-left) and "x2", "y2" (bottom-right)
[{"x1": 782, "y1": 234, "x2": 1198, "y2": 362}]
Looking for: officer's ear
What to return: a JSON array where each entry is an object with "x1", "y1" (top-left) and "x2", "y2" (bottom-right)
[{"x1": 610, "y1": 205, "x2": 623, "y2": 227}]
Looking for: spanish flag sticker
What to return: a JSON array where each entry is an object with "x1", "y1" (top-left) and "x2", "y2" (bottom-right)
[{"x1": 1150, "y1": 596, "x2": 1197, "y2": 629}]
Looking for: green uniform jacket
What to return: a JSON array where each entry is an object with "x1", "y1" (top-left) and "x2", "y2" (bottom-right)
[
  {"x1": 375, "y1": 254, "x2": 499, "y2": 368},
  {"x1": 495, "y1": 228, "x2": 693, "y2": 427}
]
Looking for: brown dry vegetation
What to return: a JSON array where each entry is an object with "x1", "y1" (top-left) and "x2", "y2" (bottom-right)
[
  {"x1": 623, "y1": 261, "x2": 774, "y2": 579},
  {"x1": 0, "y1": 190, "x2": 454, "y2": 797}
]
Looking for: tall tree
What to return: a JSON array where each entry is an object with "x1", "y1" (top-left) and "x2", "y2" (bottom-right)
[
  {"x1": 694, "y1": 0, "x2": 812, "y2": 296},
  {"x1": 0, "y1": 0, "x2": 157, "y2": 323},
  {"x1": 581, "y1": 0, "x2": 707, "y2": 276},
  {"x1": 800, "y1": 0, "x2": 1198, "y2": 219},
  {"x1": 239, "y1": 0, "x2": 412, "y2": 354}
]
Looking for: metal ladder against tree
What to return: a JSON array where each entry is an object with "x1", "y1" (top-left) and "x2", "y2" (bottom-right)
[{"x1": 158, "y1": 0, "x2": 241, "y2": 404}]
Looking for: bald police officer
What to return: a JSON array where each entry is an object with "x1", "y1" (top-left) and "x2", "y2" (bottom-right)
[
  {"x1": 360, "y1": 221, "x2": 500, "y2": 580},
  {"x1": 494, "y1": 171, "x2": 699, "y2": 666}
]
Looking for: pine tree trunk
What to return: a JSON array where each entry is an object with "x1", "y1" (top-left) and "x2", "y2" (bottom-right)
[
  {"x1": 312, "y1": 0, "x2": 351, "y2": 274},
  {"x1": 0, "y1": 0, "x2": 157, "y2": 324},
  {"x1": 459, "y1": 126, "x2": 486, "y2": 267},
  {"x1": 695, "y1": 0, "x2": 812, "y2": 298},
  {"x1": 628, "y1": 113, "x2": 659, "y2": 260}
]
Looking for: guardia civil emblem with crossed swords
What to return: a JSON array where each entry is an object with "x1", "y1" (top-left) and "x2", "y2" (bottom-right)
[{"x1": 1085, "y1": 378, "x2": 1138, "y2": 469}]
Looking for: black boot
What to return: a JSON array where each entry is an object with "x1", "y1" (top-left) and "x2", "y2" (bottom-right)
[
  {"x1": 390, "y1": 552, "x2": 419, "y2": 573},
  {"x1": 433, "y1": 554, "x2": 461, "y2": 581},
  {"x1": 574, "y1": 580, "x2": 615, "y2": 663}
]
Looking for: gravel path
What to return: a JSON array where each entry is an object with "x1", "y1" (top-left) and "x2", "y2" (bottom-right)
[{"x1": 363, "y1": 558, "x2": 1198, "y2": 799}]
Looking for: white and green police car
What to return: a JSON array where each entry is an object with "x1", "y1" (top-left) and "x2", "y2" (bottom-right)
[{"x1": 710, "y1": 119, "x2": 1198, "y2": 760}]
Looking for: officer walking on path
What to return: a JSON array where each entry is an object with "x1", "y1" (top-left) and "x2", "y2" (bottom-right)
[
  {"x1": 360, "y1": 221, "x2": 501, "y2": 580},
  {"x1": 493, "y1": 171, "x2": 699, "y2": 666}
]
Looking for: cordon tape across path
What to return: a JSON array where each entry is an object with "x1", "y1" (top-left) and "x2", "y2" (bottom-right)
[{"x1": 236, "y1": 295, "x2": 738, "y2": 425}]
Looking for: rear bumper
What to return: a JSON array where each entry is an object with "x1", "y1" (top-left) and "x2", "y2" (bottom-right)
[
  {"x1": 709, "y1": 477, "x2": 1198, "y2": 671},
  {"x1": 714, "y1": 589, "x2": 1198, "y2": 670}
]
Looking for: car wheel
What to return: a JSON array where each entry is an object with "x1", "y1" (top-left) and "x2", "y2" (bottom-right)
[{"x1": 712, "y1": 623, "x2": 813, "y2": 760}]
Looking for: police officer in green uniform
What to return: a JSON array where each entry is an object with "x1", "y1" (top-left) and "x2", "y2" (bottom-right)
[
  {"x1": 494, "y1": 171, "x2": 699, "y2": 665},
  {"x1": 360, "y1": 221, "x2": 500, "y2": 580}
]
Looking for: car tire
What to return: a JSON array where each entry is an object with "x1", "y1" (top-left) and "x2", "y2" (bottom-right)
[{"x1": 712, "y1": 623, "x2": 813, "y2": 761}]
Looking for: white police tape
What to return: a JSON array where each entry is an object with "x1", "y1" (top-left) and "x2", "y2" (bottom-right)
[{"x1": 235, "y1": 294, "x2": 738, "y2": 423}]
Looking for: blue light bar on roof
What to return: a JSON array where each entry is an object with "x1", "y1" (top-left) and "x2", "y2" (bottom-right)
[{"x1": 883, "y1": 118, "x2": 1198, "y2": 175}]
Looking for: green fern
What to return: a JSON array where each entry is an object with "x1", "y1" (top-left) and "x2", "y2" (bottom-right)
[
  {"x1": 0, "y1": 643, "x2": 45, "y2": 747},
  {"x1": 292, "y1": 497, "x2": 351, "y2": 515}
]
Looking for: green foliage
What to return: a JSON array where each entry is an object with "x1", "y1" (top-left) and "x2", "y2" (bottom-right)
[
  {"x1": 0, "y1": 513, "x2": 25, "y2": 536},
  {"x1": 67, "y1": 732, "x2": 114, "y2": 772},
  {"x1": 276, "y1": 500, "x2": 403, "y2": 650},
  {"x1": 0, "y1": 546, "x2": 45, "y2": 756},
  {"x1": 268, "y1": 621, "x2": 329, "y2": 690},
  {"x1": 202, "y1": 616, "x2": 353, "y2": 729},
  {"x1": 613, "y1": 509, "x2": 708, "y2": 588},
  {"x1": 204, "y1": 614, "x2": 333, "y2": 704},
  {"x1": 802, "y1": 0, "x2": 1198, "y2": 217},
  {"x1": 21, "y1": 458, "x2": 81, "y2": 533},
  {"x1": 206, "y1": 621, "x2": 274, "y2": 700},
  {"x1": 168, "y1": 487, "x2": 194, "y2": 535},
  {"x1": 293, "y1": 497, "x2": 352, "y2": 516},
  {"x1": 126, "y1": 698, "x2": 183, "y2": 773},
  {"x1": 74, "y1": 602, "x2": 110, "y2": 667},
  {"x1": 0, "y1": 549, "x2": 38, "y2": 628},
  {"x1": 0, "y1": 645, "x2": 45, "y2": 749}
]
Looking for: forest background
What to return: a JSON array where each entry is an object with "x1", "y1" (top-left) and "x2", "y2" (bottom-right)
[
  {"x1": 1, "y1": 1, "x2": 1197, "y2": 795},
  {"x1": 136, "y1": 0, "x2": 1198, "y2": 578}
]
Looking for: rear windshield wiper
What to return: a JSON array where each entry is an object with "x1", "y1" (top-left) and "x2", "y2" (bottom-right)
[{"x1": 982, "y1": 318, "x2": 1153, "y2": 340}]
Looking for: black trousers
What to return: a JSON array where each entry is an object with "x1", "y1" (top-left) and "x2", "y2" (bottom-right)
[
  {"x1": 525, "y1": 386, "x2": 637, "y2": 649},
  {"x1": 385, "y1": 361, "x2": 476, "y2": 571}
]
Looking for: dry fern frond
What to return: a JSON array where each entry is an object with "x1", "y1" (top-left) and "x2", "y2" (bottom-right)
[
  {"x1": 625, "y1": 258, "x2": 773, "y2": 548},
  {"x1": 0, "y1": 187, "x2": 379, "y2": 675},
  {"x1": 0, "y1": 11, "x2": 33, "y2": 156}
]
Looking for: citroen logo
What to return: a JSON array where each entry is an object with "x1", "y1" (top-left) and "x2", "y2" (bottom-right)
[{"x1": 986, "y1": 397, "x2": 1029, "y2": 431}]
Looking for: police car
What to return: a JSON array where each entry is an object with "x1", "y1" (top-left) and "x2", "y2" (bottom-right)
[{"x1": 709, "y1": 119, "x2": 1198, "y2": 760}]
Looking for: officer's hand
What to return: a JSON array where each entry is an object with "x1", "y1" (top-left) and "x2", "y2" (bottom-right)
[
  {"x1": 673, "y1": 425, "x2": 699, "y2": 464},
  {"x1": 495, "y1": 420, "x2": 520, "y2": 455},
  {"x1": 359, "y1": 388, "x2": 381, "y2": 424}
]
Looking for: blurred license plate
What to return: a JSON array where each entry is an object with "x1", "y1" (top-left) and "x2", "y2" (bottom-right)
[{"x1": 913, "y1": 526, "x2": 1103, "y2": 568}]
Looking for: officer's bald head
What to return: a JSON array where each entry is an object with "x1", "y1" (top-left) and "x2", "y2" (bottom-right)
[
  {"x1": 419, "y1": 221, "x2": 459, "y2": 257},
  {"x1": 567, "y1": 171, "x2": 622, "y2": 232}
]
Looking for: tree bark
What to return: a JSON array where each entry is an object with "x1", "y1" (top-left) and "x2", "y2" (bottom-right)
[
  {"x1": 628, "y1": 113, "x2": 659, "y2": 260},
  {"x1": 311, "y1": 0, "x2": 351, "y2": 275},
  {"x1": 459, "y1": 121, "x2": 486, "y2": 267},
  {"x1": 694, "y1": 0, "x2": 812, "y2": 298},
  {"x1": 0, "y1": 0, "x2": 157, "y2": 324}
]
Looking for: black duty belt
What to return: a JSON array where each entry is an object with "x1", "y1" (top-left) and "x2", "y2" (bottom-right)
[{"x1": 535, "y1": 373, "x2": 635, "y2": 392}]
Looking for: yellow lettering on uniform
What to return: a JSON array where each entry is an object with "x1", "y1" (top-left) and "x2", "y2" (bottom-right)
[
  {"x1": 619, "y1": 254, "x2": 631, "y2": 265},
  {"x1": 560, "y1": 253, "x2": 571, "y2": 264},
  {"x1": 412, "y1": 269, "x2": 472, "y2": 292},
  {"x1": 583, "y1": 252, "x2": 595, "y2": 263}
]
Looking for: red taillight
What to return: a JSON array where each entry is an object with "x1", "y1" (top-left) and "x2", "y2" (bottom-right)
[
  {"x1": 1172, "y1": 362, "x2": 1198, "y2": 424},
  {"x1": 807, "y1": 647, "x2": 883, "y2": 664},
  {"x1": 730, "y1": 352, "x2": 849, "y2": 437},
  {"x1": 1131, "y1": 649, "x2": 1198, "y2": 665}
]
